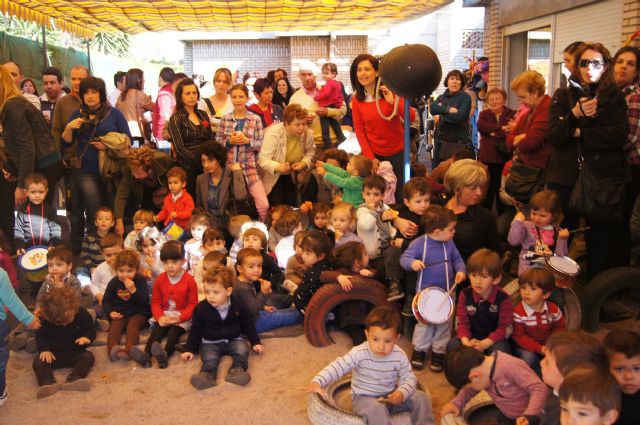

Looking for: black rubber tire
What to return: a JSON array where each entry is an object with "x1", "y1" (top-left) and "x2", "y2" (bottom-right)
[
  {"x1": 580, "y1": 267, "x2": 640, "y2": 332},
  {"x1": 304, "y1": 281, "x2": 396, "y2": 348}
]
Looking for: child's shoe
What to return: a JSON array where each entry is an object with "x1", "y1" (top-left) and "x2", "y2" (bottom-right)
[
  {"x1": 109, "y1": 346, "x2": 129, "y2": 362},
  {"x1": 387, "y1": 281, "x2": 404, "y2": 302},
  {"x1": 225, "y1": 368, "x2": 251, "y2": 386},
  {"x1": 97, "y1": 319, "x2": 110, "y2": 332},
  {"x1": 174, "y1": 343, "x2": 187, "y2": 353},
  {"x1": 411, "y1": 350, "x2": 425, "y2": 370},
  {"x1": 190, "y1": 372, "x2": 216, "y2": 390},
  {"x1": 430, "y1": 352, "x2": 444, "y2": 373},
  {"x1": 0, "y1": 390, "x2": 7, "y2": 406},
  {"x1": 25, "y1": 336, "x2": 37, "y2": 353},
  {"x1": 61, "y1": 378, "x2": 91, "y2": 392},
  {"x1": 151, "y1": 341, "x2": 168, "y2": 368},
  {"x1": 36, "y1": 383, "x2": 61, "y2": 399},
  {"x1": 401, "y1": 293, "x2": 414, "y2": 317},
  {"x1": 129, "y1": 347, "x2": 151, "y2": 368},
  {"x1": 86, "y1": 308, "x2": 97, "y2": 323}
]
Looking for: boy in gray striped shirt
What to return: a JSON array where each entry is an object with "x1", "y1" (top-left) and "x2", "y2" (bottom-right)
[{"x1": 309, "y1": 307, "x2": 435, "y2": 425}]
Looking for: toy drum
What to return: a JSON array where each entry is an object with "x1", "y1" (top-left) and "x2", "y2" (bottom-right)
[
  {"x1": 545, "y1": 256, "x2": 580, "y2": 288},
  {"x1": 162, "y1": 221, "x2": 184, "y2": 241},
  {"x1": 20, "y1": 246, "x2": 49, "y2": 284},
  {"x1": 412, "y1": 287, "x2": 454, "y2": 325}
]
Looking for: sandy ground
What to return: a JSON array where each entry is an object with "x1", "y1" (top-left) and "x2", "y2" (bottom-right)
[{"x1": 3, "y1": 327, "x2": 455, "y2": 425}]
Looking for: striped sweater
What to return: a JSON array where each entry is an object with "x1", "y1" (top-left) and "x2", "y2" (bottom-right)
[
  {"x1": 311, "y1": 342, "x2": 417, "y2": 400},
  {"x1": 512, "y1": 301, "x2": 565, "y2": 354}
]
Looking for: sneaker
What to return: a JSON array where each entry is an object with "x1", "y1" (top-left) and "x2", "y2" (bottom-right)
[
  {"x1": 0, "y1": 390, "x2": 7, "y2": 406},
  {"x1": 36, "y1": 383, "x2": 61, "y2": 400},
  {"x1": 109, "y1": 346, "x2": 128, "y2": 362},
  {"x1": 116, "y1": 350, "x2": 130, "y2": 361},
  {"x1": 387, "y1": 282, "x2": 405, "y2": 302},
  {"x1": 151, "y1": 341, "x2": 168, "y2": 369},
  {"x1": 97, "y1": 319, "x2": 110, "y2": 332},
  {"x1": 174, "y1": 343, "x2": 187, "y2": 353},
  {"x1": 61, "y1": 378, "x2": 91, "y2": 392},
  {"x1": 190, "y1": 372, "x2": 216, "y2": 390},
  {"x1": 401, "y1": 294, "x2": 415, "y2": 317},
  {"x1": 225, "y1": 368, "x2": 251, "y2": 386},
  {"x1": 411, "y1": 350, "x2": 426, "y2": 370},
  {"x1": 430, "y1": 352, "x2": 444, "y2": 373},
  {"x1": 128, "y1": 347, "x2": 151, "y2": 368}
]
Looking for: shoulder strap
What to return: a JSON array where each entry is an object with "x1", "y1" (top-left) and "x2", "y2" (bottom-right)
[{"x1": 204, "y1": 98, "x2": 216, "y2": 116}]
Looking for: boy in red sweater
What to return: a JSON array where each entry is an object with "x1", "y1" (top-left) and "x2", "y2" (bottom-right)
[
  {"x1": 512, "y1": 268, "x2": 565, "y2": 375},
  {"x1": 314, "y1": 62, "x2": 346, "y2": 148},
  {"x1": 129, "y1": 241, "x2": 198, "y2": 368},
  {"x1": 154, "y1": 166, "x2": 194, "y2": 232}
]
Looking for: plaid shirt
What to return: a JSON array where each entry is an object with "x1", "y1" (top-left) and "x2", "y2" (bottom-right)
[
  {"x1": 215, "y1": 110, "x2": 264, "y2": 186},
  {"x1": 623, "y1": 83, "x2": 640, "y2": 165}
]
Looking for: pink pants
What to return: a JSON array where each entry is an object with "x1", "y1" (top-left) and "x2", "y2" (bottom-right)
[{"x1": 248, "y1": 179, "x2": 269, "y2": 221}]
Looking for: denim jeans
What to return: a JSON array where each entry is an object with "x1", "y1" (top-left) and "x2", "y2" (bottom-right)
[
  {"x1": 256, "y1": 307, "x2": 303, "y2": 333},
  {"x1": 512, "y1": 344, "x2": 542, "y2": 376},
  {"x1": 0, "y1": 320, "x2": 9, "y2": 395},
  {"x1": 352, "y1": 390, "x2": 435, "y2": 425},
  {"x1": 70, "y1": 170, "x2": 107, "y2": 253},
  {"x1": 200, "y1": 339, "x2": 250, "y2": 377}
]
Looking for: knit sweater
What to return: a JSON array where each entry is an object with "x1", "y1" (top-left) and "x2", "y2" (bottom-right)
[
  {"x1": 508, "y1": 220, "x2": 568, "y2": 275},
  {"x1": 0, "y1": 268, "x2": 35, "y2": 323},
  {"x1": 151, "y1": 272, "x2": 198, "y2": 323},
  {"x1": 81, "y1": 232, "x2": 108, "y2": 269},
  {"x1": 312, "y1": 342, "x2": 418, "y2": 400},
  {"x1": 155, "y1": 190, "x2": 194, "y2": 229},
  {"x1": 185, "y1": 296, "x2": 260, "y2": 353},
  {"x1": 14, "y1": 201, "x2": 61, "y2": 250},
  {"x1": 36, "y1": 308, "x2": 96, "y2": 354},
  {"x1": 512, "y1": 301, "x2": 565, "y2": 354},
  {"x1": 456, "y1": 286, "x2": 513, "y2": 343},
  {"x1": 322, "y1": 163, "x2": 364, "y2": 207},
  {"x1": 102, "y1": 274, "x2": 150, "y2": 318},
  {"x1": 400, "y1": 235, "x2": 466, "y2": 292},
  {"x1": 36, "y1": 274, "x2": 81, "y2": 306}
]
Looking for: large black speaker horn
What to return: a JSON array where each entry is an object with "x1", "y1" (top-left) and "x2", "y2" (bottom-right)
[{"x1": 378, "y1": 44, "x2": 442, "y2": 99}]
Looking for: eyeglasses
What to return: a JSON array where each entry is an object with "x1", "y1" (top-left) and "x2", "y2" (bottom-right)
[{"x1": 578, "y1": 59, "x2": 605, "y2": 69}]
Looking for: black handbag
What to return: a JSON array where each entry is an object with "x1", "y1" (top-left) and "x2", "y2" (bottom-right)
[
  {"x1": 569, "y1": 145, "x2": 624, "y2": 221},
  {"x1": 437, "y1": 120, "x2": 472, "y2": 161},
  {"x1": 505, "y1": 159, "x2": 545, "y2": 203},
  {"x1": 225, "y1": 172, "x2": 259, "y2": 222}
]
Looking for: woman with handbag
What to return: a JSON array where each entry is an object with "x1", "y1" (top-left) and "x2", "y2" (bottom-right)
[
  {"x1": 547, "y1": 42, "x2": 629, "y2": 278},
  {"x1": 258, "y1": 103, "x2": 316, "y2": 207},
  {"x1": 504, "y1": 70, "x2": 552, "y2": 205},
  {"x1": 62, "y1": 77, "x2": 131, "y2": 254},
  {"x1": 197, "y1": 67, "x2": 234, "y2": 138},
  {"x1": 196, "y1": 142, "x2": 254, "y2": 243},
  {"x1": 115, "y1": 68, "x2": 154, "y2": 147},
  {"x1": 430, "y1": 69, "x2": 472, "y2": 169},
  {"x1": 477, "y1": 88, "x2": 515, "y2": 215}
]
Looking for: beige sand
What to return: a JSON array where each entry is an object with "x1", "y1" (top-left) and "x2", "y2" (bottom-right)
[{"x1": 3, "y1": 330, "x2": 455, "y2": 425}]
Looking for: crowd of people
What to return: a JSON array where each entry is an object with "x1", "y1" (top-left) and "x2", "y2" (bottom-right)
[{"x1": 0, "y1": 40, "x2": 638, "y2": 425}]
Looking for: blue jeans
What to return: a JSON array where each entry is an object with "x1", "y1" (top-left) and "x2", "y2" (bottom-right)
[
  {"x1": 200, "y1": 339, "x2": 250, "y2": 377},
  {"x1": 256, "y1": 308, "x2": 303, "y2": 333},
  {"x1": 0, "y1": 320, "x2": 9, "y2": 395},
  {"x1": 70, "y1": 170, "x2": 107, "y2": 253},
  {"x1": 512, "y1": 344, "x2": 542, "y2": 376}
]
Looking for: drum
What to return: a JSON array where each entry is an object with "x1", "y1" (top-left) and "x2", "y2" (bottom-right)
[
  {"x1": 162, "y1": 221, "x2": 184, "y2": 241},
  {"x1": 545, "y1": 256, "x2": 580, "y2": 288},
  {"x1": 19, "y1": 246, "x2": 49, "y2": 284},
  {"x1": 412, "y1": 287, "x2": 454, "y2": 325}
]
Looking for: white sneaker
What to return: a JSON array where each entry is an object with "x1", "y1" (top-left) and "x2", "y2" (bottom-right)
[{"x1": 0, "y1": 389, "x2": 8, "y2": 406}]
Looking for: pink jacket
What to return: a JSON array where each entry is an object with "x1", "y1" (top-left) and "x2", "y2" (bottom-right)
[{"x1": 314, "y1": 80, "x2": 344, "y2": 108}]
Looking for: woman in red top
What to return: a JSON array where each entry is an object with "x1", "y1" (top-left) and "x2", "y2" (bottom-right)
[
  {"x1": 350, "y1": 54, "x2": 416, "y2": 203},
  {"x1": 247, "y1": 78, "x2": 283, "y2": 129}
]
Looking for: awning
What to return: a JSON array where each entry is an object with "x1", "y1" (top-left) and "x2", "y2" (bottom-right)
[{"x1": 1, "y1": 0, "x2": 452, "y2": 39}]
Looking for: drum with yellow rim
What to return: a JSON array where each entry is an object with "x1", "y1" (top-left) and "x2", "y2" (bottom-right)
[{"x1": 19, "y1": 246, "x2": 48, "y2": 284}]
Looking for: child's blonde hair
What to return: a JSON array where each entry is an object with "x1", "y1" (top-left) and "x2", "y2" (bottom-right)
[
  {"x1": 133, "y1": 209, "x2": 154, "y2": 226},
  {"x1": 330, "y1": 203, "x2": 355, "y2": 221},
  {"x1": 350, "y1": 155, "x2": 373, "y2": 178},
  {"x1": 242, "y1": 228, "x2": 267, "y2": 250},
  {"x1": 167, "y1": 166, "x2": 187, "y2": 182},
  {"x1": 203, "y1": 265, "x2": 234, "y2": 289},
  {"x1": 529, "y1": 190, "x2": 564, "y2": 226}
]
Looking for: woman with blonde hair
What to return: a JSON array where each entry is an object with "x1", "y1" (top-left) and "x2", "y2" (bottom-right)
[
  {"x1": 197, "y1": 67, "x2": 234, "y2": 137},
  {"x1": 444, "y1": 159, "x2": 500, "y2": 262}
]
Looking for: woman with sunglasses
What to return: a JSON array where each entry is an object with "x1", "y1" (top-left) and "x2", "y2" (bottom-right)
[{"x1": 547, "y1": 42, "x2": 629, "y2": 278}]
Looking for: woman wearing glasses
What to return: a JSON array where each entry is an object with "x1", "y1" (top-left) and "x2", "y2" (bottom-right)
[{"x1": 547, "y1": 42, "x2": 628, "y2": 278}]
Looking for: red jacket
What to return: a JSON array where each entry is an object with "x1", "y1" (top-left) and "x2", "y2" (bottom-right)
[
  {"x1": 512, "y1": 300, "x2": 565, "y2": 354},
  {"x1": 352, "y1": 96, "x2": 416, "y2": 158},
  {"x1": 506, "y1": 95, "x2": 552, "y2": 168},
  {"x1": 314, "y1": 80, "x2": 344, "y2": 108},
  {"x1": 477, "y1": 107, "x2": 515, "y2": 164},
  {"x1": 151, "y1": 272, "x2": 198, "y2": 322},
  {"x1": 155, "y1": 191, "x2": 194, "y2": 229}
]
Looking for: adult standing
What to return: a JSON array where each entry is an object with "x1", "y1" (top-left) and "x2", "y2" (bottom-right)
[
  {"x1": 116, "y1": 68, "x2": 154, "y2": 146},
  {"x1": 114, "y1": 146, "x2": 175, "y2": 236},
  {"x1": 0, "y1": 67, "x2": 66, "y2": 206},
  {"x1": 444, "y1": 159, "x2": 500, "y2": 263},
  {"x1": 547, "y1": 42, "x2": 628, "y2": 278},
  {"x1": 272, "y1": 77, "x2": 294, "y2": 110},
  {"x1": 167, "y1": 78, "x2": 213, "y2": 196},
  {"x1": 431, "y1": 69, "x2": 472, "y2": 169},
  {"x1": 152, "y1": 67, "x2": 176, "y2": 152},
  {"x1": 290, "y1": 61, "x2": 346, "y2": 155},
  {"x1": 62, "y1": 77, "x2": 131, "y2": 253},
  {"x1": 197, "y1": 68, "x2": 234, "y2": 138},
  {"x1": 248, "y1": 78, "x2": 284, "y2": 129},
  {"x1": 2, "y1": 62, "x2": 40, "y2": 109},
  {"x1": 40, "y1": 67, "x2": 66, "y2": 128},
  {"x1": 108, "y1": 71, "x2": 126, "y2": 107},
  {"x1": 477, "y1": 88, "x2": 515, "y2": 214},
  {"x1": 349, "y1": 54, "x2": 415, "y2": 203},
  {"x1": 259, "y1": 104, "x2": 315, "y2": 207}
]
